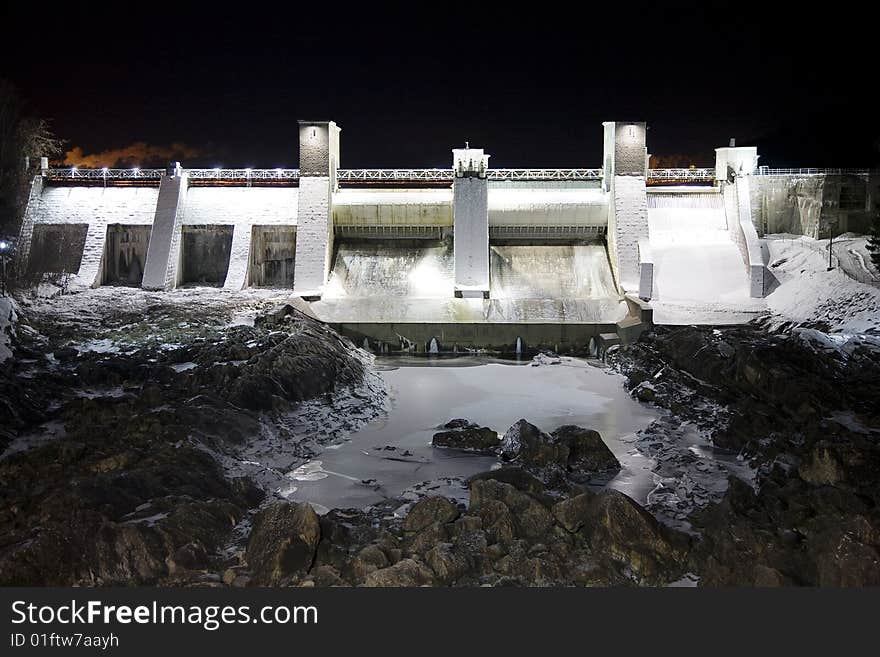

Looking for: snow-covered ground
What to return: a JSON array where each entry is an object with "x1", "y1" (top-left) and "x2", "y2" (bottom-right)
[
  {"x1": 650, "y1": 230, "x2": 880, "y2": 333},
  {"x1": 764, "y1": 236, "x2": 880, "y2": 334}
]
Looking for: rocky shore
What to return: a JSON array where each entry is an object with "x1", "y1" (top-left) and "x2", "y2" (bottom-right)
[
  {"x1": 1, "y1": 287, "x2": 878, "y2": 586},
  {"x1": 0, "y1": 294, "x2": 381, "y2": 585},
  {"x1": 611, "y1": 324, "x2": 880, "y2": 585}
]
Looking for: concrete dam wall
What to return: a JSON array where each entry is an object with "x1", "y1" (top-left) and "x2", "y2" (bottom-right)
[
  {"x1": 750, "y1": 174, "x2": 878, "y2": 238},
  {"x1": 24, "y1": 121, "x2": 857, "y2": 349}
]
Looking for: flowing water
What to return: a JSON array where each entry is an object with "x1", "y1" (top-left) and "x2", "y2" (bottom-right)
[
  {"x1": 283, "y1": 356, "x2": 662, "y2": 513},
  {"x1": 312, "y1": 242, "x2": 627, "y2": 323}
]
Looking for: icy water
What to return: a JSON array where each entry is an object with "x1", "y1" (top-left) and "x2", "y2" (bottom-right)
[{"x1": 285, "y1": 356, "x2": 661, "y2": 513}]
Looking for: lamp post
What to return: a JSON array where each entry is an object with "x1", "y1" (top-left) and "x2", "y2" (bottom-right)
[{"x1": 821, "y1": 218, "x2": 838, "y2": 271}]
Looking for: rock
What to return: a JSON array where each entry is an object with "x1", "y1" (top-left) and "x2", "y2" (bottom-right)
[
  {"x1": 167, "y1": 541, "x2": 208, "y2": 573},
  {"x1": 467, "y1": 466, "x2": 546, "y2": 496},
  {"x1": 474, "y1": 500, "x2": 517, "y2": 546},
  {"x1": 230, "y1": 477, "x2": 265, "y2": 508},
  {"x1": 311, "y1": 564, "x2": 346, "y2": 586},
  {"x1": 363, "y1": 558, "x2": 435, "y2": 587},
  {"x1": 246, "y1": 502, "x2": 321, "y2": 585},
  {"x1": 350, "y1": 544, "x2": 390, "y2": 581},
  {"x1": 554, "y1": 489, "x2": 689, "y2": 585},
  {"x1": 469, "y1": 479, "x2": 554, "y2": 541},
  {"x1": 552, "y1": 425, "x2": 621, "y2": 474},
  {"x1": 402, "y1": 496, "x2": 460, "y2": 533},
  {"x1": 432, "y1": 419, "x2": 500, "y2": 453},
  {"x1": 424, "y1": 543, "x2": 470, "y2": 583},
  {"x1": 500, "y1": 419, "x2": 568, "y2": 467},
  {"x1": 407, "y1": 522, "x2": 451, "y2": 555},
  {"x1": 551, "y1": 492, "x2": 597, "y2": 533}
]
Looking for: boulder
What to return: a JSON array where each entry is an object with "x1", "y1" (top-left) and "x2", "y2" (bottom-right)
[
  {"x1": 552, "y1": 490, "x2": 689, "y2": 585},
  {"x1": 402, "y1": 496, "x2": 460, "y2": 533},
  {"x1": 246, "y1": 502, "x2": 321, "y2": 585},
  {"x1": 500, "y1": 419, "x2": 567, "y2": 467},
  {"x1": 552, "y1": 425, "x2": 621, "y2": 474},
  {"x1": 469, "y1": 479, "x2": 554, "y2": 540},
  {"x1": 432, "y1": 419, "x2": 500, "y2": 453},
  {"x1": 467, "y1": 466, "x2": 546, "y2": 496},
  {"x1": 363, "y1": 558, "x2": 435, "y2": 587}
]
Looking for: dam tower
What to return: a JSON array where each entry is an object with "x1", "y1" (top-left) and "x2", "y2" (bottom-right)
[{"x1": 293, "y1": 120, "x2": 341, "y2": 298}]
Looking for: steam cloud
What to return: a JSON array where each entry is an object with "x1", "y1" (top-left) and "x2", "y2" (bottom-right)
[{"x1": 63, "y1": 142, "x2": 201, "y2": 168}]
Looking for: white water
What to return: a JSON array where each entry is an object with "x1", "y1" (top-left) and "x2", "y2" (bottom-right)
[{"x1": 312, "y1": 242, "x2": 627, "y2": 323}]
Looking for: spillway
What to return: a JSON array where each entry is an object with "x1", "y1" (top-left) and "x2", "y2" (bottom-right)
[
  {"x1": 490, "y1": 244, "x2": 617, "y2": 299},
  {"x1": 647, "y1": 190, "x2": 728, "y2": 245},
  {"x1": 647, "y1": 189, "x2": 752, "y2": 307},
  {"x1": 310, "y1": 240, "x2": 628, "y2": 352},
  {"x1": 322, "y1": 242, "x2": 454, "y2": 299}
]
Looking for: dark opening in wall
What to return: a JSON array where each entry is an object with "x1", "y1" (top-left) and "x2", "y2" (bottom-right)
[
  {"x1": 102, "y1": 224, "x2": 151, "y2": 286},
  {"x1": 249, "y1": 225, "x2": 296, "y2": 287},
  {"x1": 181, "y1": 225, "x2": 233, "y2": 286},
  {"x1": 27, "y1": 224, "x2": 88, "y2": 274}
]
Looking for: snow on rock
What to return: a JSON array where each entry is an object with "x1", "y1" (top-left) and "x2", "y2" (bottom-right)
[{"x1": 0, "y1": 297, "x2": 17, "y2": 363}]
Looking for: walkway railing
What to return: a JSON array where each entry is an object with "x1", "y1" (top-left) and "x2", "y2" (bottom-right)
[
  {"x1": 45, "y1": 167, "x2": 606, "y2": 183},
  {"x1": 754, "y1": 167, "x2": 877, "y2": 176},
  {"x1": 46, "y1": 167, "x2": 165, "y2": 180},
  {"x1": 646, "y1": 168, "x2": 715, "y2": 182},
  {"x1": 44, "y1": 165, "x2": 878, "y2": 185}
]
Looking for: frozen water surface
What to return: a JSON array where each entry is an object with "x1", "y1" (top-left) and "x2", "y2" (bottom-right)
[{"x1": 287, "y1": 356, "x2": 661, "y2": 511}]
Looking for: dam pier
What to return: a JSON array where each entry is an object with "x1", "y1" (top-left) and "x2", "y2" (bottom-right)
[{"x1": 16, "y1": 121, "x2": 879, "y2": 353}]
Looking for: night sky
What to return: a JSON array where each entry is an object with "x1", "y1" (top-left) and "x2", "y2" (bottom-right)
[{"x1": 2, "y1": 3, "x2": 876, "y2": 169}]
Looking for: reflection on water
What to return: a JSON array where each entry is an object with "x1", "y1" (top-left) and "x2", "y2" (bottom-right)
[{"x1": 286, "y1": 356, "x2": 662, "y2": 512}]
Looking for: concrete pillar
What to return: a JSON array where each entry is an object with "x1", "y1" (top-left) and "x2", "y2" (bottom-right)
[
  {"x1": 603, "y1": 121, "x2": 649, "y2": 294},
  {"x1": 142, "y1": 172, "x2": 188, "y2": 290},
  {"x1": 223, "y1": 223, "x2": 252, "y2": 290},
  {"x1": 293, "y1": 120, "x2": 340, "y2": 298},
  {"x1": 452, "y1": 146, "x2": 490, "y2": 298},
  {"x1": 15, "y1": 175, "x2": 45, "y2": 276},
  {"x1": 75, "y1": 222, "x2": 110, "y2": 288}
]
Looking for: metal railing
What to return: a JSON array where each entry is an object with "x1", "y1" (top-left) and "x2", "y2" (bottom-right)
[
  {"x1": 186, "y1": 168, "x2": 300, "y2": 180},
  {"x1": 646, "y1": 168, "x2": 715, "y2": 181},
  {"x1": 754, "y1": 167, "x2": 877, "y2": 177},
  {"x1": 45, "y1": 167, "x2": 606, "y2": 183},
  {"x1": 337, "y1": 168, "x2": 451, "y2": 181},
  {"x1": 46, "y1": 167, "x2": 164, "y2": 180},
  {"x1": 44, "y1": 165, "x2": 879, "y2": 185},
  {"x1": 488, "y1": 168, "x2": 602, "y2": 181},
  {"x1": 336, "y1": 168, "x2": 605, "y2": 181}
]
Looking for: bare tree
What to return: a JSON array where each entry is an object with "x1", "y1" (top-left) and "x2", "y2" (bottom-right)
[{"x1": 0, "y1": 80, "x2": 65, "y2": 236}]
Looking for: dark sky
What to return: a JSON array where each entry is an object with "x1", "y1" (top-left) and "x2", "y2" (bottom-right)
[{"x1": 2, "y1": 2, "x2": 876, "y2": 168}]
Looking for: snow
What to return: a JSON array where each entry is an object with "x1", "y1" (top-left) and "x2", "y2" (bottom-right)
[
  {"x1": 764, "y1": 236, "x2": 880, "y2": 334},
  {"x1": 0, "y1": 296, "x2": 17, "y2": 363},
  {"x1": 646, "y1": 222, "x2": 880, "y2": 332},
  {"x1": 647, "y1": 193, "x2": 762, "y2": 324}
]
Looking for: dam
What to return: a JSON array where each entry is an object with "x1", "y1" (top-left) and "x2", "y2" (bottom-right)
[{"x1": 15, "y1": 120, "x2": 879, "y2": 353}]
